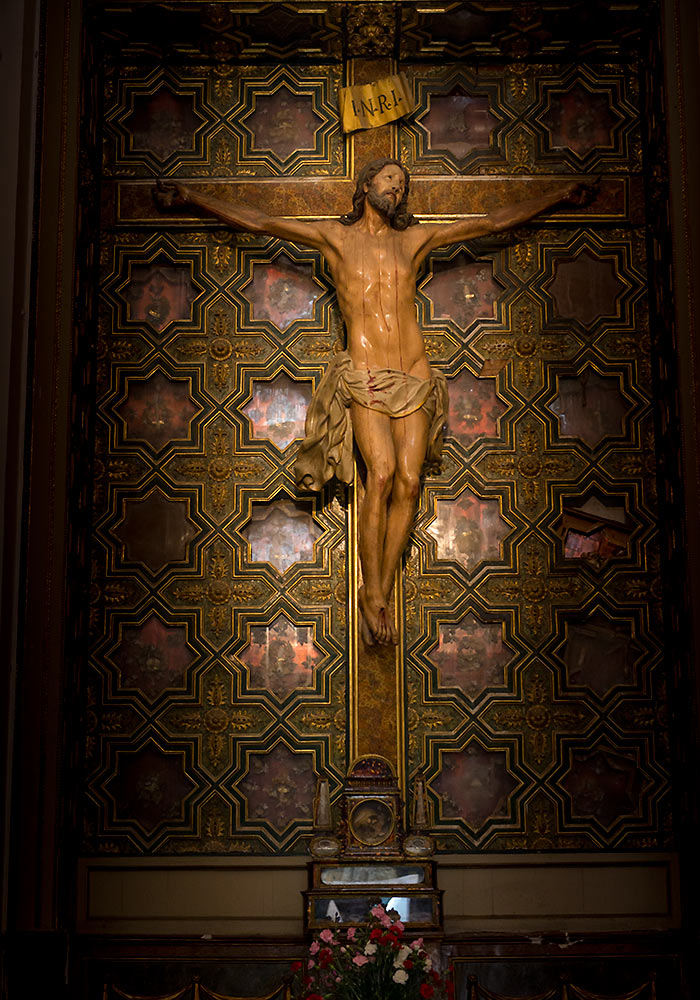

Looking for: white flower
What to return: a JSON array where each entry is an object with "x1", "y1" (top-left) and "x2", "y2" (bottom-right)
[
  {"x1": 364, "y1": 942, "x2": 377, "y2": 955},
  {"x1": 394, "y1": 945, "x2": 411, "y2": 967},
  {"x1": 392, "y1": 969, "x2": 409, "y2": 984},
  {"x1": 425, "y1": 957, "x2": 432, "y2": 970}
]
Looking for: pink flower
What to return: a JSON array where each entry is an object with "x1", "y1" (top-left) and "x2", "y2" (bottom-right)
[
  {"x1": 393, "y1": 920, "x2": 405, "y2": 934},
  {"x1": 309, "y1": 941, "x2": 320, "y2": 955},
  {"x1": 411, "y1": 937, "x2": 424, "y2": 951},
  {"x1": 353, "y1": 955, "x2": 369, "y2": 966},
  {"x1": 319, "y1": 928, "x2": 335, "y2": 944},
  {"x1": 369, "y1": 903, "x2": 393, "y2": 927},
  {"x1": 307, "y1": 959, "x2": 315, "y2": 969},
  {"x1": 346, "y1": 927, "x2": 357, "y2": 940}
]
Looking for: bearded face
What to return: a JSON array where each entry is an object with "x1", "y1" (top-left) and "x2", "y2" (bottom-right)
[{"x1": 366, "y1": 185, "x2": 397, "y2": 217}]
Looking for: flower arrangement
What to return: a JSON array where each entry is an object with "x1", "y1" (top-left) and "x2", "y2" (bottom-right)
[{"x1": 290, "y1": 904, "x2": 454, "y2": 1000}]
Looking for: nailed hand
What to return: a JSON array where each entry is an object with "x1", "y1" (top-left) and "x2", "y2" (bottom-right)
[
  {"x1": 153, "y1": 178, "x2": 190, "y2": 210},
  {"x1": 562, "y1": 176, "x2": 601, "y2": 207}
]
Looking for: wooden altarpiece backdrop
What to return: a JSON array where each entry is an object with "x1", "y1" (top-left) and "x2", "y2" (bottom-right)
[{"x1": 7, "y1": 0, "x2": 700, "y2": 998}]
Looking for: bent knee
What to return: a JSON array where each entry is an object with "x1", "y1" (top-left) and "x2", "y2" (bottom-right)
[
  {"x1": 395, "y1": 470, "x2": 421, "y2": 501},
  {"x1": 365, "y1": 465, "x2": 395, "y2": 499}
]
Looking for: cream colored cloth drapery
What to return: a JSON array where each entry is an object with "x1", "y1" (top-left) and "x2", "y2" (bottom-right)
[{"x1": 294, "y1": 350, "x2": 448, "y2": 492}]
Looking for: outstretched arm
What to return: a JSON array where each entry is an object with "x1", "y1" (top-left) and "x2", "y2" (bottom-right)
[
  {"x1": 414, "y1": 178, "x2": 599, "y2": 260},
  {"x1": 153, "y1": 180, "x2": 330, "y2": 252}
]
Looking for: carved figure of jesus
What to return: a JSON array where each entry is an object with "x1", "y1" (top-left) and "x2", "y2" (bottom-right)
[{"x1": 155, "y1": 161, "x2": 593, "y2": 647}]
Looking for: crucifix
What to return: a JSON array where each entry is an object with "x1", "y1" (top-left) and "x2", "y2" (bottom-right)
[{"x1": 153, "y1": 63, "x2": 595, "y2": 799}]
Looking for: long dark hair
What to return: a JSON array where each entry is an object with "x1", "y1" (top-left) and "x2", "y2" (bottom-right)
[{"x1": 339, "y1": 158, "x2": 418, "y2": 230}]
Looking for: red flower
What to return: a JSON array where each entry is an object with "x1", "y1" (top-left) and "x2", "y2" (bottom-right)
[
  {"x1": 291, "y1": 961, "x2": 302, "y2": 972},
  {"x1": 370, "y1": 928, "x2": 383, "y2": 940},
  {"x1": 420, "y1": 985, "x2": 434, "y2": 999},
  {"x1": 306, "y1": 994, "x2": 324, "y2": 1000},
  {"x1": 403, "y1": 959, "x2": 414, "y2": 970},
  {"x1": 446, "y1": 979, "x2": 456, "y2": 999},
  {"x1": 430, "y1": 969, "x2": 442, "y2": 983}
]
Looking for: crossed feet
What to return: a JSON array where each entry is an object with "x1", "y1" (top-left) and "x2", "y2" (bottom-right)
[{"x1": 358, "y1": 585, "x2": 399, "y2": 647}]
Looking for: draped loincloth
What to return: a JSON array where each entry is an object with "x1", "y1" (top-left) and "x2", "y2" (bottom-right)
[{"x1": 294, "y1": 350, "x2": 449, "y2": 492}]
